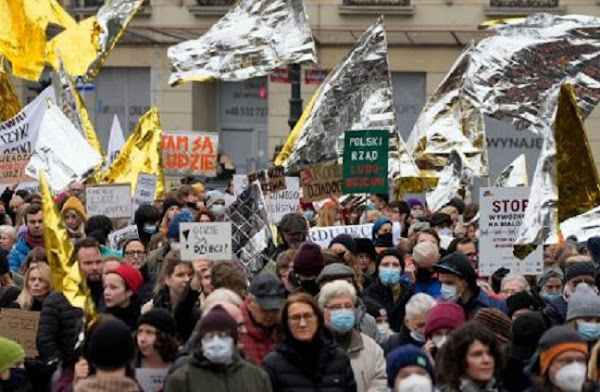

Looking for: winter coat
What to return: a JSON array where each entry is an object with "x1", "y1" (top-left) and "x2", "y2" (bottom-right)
[
  {"x1": 262, "y1": 333, "x2": 357, "y2": 392},
  {"x1": 461, "y1": 288, "x2": 508, "y2": 319},
  {"x1": 380, "y1": 325, "x2": 424, "y2": 355},
  {"x1": 542, "y1": 295, "x2": 568, "y2": 327},
  {"x1": 138, "y1": 264, "x2": 156, "y2": 304},
  {"x1": 414, "y1": 270, "x2": 441, "y2": 299},
  {"x1": 345, "y1": 330, "x2": 387, "y2": 392},
  {"x1": 240, "y1": 300, "x2": 277, "y2": 366},
  {"x1": 362, "y1": 280, "x2": 413, "y2": 332},
  {"x1": 173, "y1": 285, "x2": 202, "y2": 342},
  {"x1": 500, "y1": 356, "x2": 533, "y2": 392},
  {"x1": 8, "y1": 238, "x2": 31, "y2": 272},
  {"x1": 165, "y1": 351, "x2": 272, "y2": 392},
  {"x1": 104, "y1": 297, "x2": 141, "y2": 331},
  {"x1": 355, "y1": 298, "x2": 384, "y2": 344},
  {"x1": 440, "y1": 378, "x2": 507, "y2": 392},
  {"x1": 74, "y1": 376, "x2": 141, "y2": 392},
  {"x1": 151, "y1": 285, "x2": 173, "y2": 312}
]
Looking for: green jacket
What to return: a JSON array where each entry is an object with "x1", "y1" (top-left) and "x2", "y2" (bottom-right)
[{"x1": 165, "y1": 350, "x2": 272, "y2": 392}]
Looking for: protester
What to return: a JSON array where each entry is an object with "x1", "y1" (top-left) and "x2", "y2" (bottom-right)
[
  {"x1": 134, "y1": 204, "x2": 160, "y2": 247},
  {"x1": 382, "y1": 293, "x2": 435, "y2": 354},
  {"x1": 197, "y1": 207, "x2": 216, "y2": 223},
  {"x1": 177, "y1": 185, "x2": 201, "y2": 211},
  {"x1": 290, "y1": 242, "x2": 325, "y2": 296},
  {"x1": 451, "y1": 238, "x2": 479, "y2": 271},
  {"x1": 407, "y1": 198, "x2": 425, "y2": 221},
  {"x1": 8, "y1": 203, "x2": 44, "y2": 272},
  {"x1": 386, "y1": 344, "x2": 435, "y2": 392},
  {"x1": 317, "y1": 203, "x2": 343, "y2": 227},
  {"x1": 499, "y1": 274, "x2": 530, "y2": 298},
  {"x1": 0, "y1": 337, "x2": 30, "y2": 392},
  {"x1": 159, "y1": 198, "x2": 182, "y2": 235},
  {"x1": 472, "y1": 308, "x2": 512, "y2": 348},
  {"x1": 103, "y1": 263, "x2": 143, "y2": 329},
  {"x1": 537, "y1": 269, "x2": 564, "y2": 304},
  {"x1": 204, "y1": 190, "x2": 226, "y2": 216},
  {"x1": 122, "y1": 237, "x2": 155, "y2": 303},
  {"x1": 506, "y1": 291, "x2": 542, "y2": 320},
  {"x1": 423, "y1": 302, "x2": 466, "y2": 360},
  {"x1": 355, "y1": 238, "x2": 378, "y2": 279},
  {"x1": 135, "y1": 308, "x2": 178, "y2": 369},
  {"x1": 18, "y1": 246, "x2": 47, "y2": 276},
  {"x1": 275, "y1": 250, "x2": 295, "y2": 293},
  {"x1": 372, "y1": 217, "x2": 394, "y2": 252},
  {"x1": 145, "y1": 249, "x2": 192, "y2": 314},
  {"x1": 275, "y1": 213, "x2": 308, "y2": 255},
  {"x1": 60, "y1": 197, "x2": 87, "y2": 243},
  {"x1": 411, "y1": 241, "x2": 441, "y2": 298},
  {"x1": 263, "y1": 293, "x2": 356, "y2": 392},
  {"x1": 85, "y1": 215, "x2": 114, "y2": 246},
  {"x1": 0, "y1": 225, "x2": 16, "y2": 252},
  {"x1": 565, "y1": 283, "x2": 600, "y2": 345},
  {"x1": 13, "y1": 262, "x2": 52, "y2": 310},
  {"x1": 210, "y1": 260, "x2": 247, "y2": 298}
]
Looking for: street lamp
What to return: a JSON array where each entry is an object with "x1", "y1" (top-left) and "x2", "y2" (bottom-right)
[{"x1": 287, "y1": 63, "x2": 302, "y2": 130}]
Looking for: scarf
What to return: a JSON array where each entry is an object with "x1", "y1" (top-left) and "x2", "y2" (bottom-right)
[{"x1": 25, "y1": 230, "x2": 44, "y2": 249}]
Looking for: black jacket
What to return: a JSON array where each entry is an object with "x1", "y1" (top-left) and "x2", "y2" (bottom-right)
[
  {"x1": 381, "y1": 325, "x2": 424, "y2": 355},
  {"x1": 138, "y1": 264, "x2": 156, "y2": 304},
  {"x1": 173, "y1": 285, "x2": 202, "y2": 342},
  {"x1": 152, "y1": 285, "x2": 173, "y2": 311},
  {"x1": 262, "y1": 333, "x2": 357, "y2": 392},
  {"x1": 362, "y1": 280, "x2": 413, "y2": 332},
  {"x1": 104, "y1": 297, "x2": 141, "y2": 331}
]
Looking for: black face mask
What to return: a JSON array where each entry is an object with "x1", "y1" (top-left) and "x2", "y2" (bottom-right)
[
  {"x1": 300, "y1": 279, "x2": 320, "y2": 297},
  {"x1": 186, "y1": 202, "x2": 197, "y2": 210},
  {"x1": 376, "y1": 232, "x2": 393, "y2": 247}
]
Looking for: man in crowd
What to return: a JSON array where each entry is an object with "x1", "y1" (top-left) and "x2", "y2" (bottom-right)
[{"x1": 8, "y1": 203, "x2": 44, "y2": 272}]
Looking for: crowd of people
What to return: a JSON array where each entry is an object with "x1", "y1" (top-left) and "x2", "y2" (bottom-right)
[{"x1": 1, "y1": 181, "x2": 600, "y2": 392}]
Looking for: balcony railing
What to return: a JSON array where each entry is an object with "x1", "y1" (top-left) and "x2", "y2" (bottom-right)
[
  {"x1": 195, "y1": 0, "x2": 235, "y2": 5},
  {"x1": 489, "y1": 0, "x2": 558, "y2": 6},
  {"x1": 485, "y1": 0, "x2": 563, "y2": 16},
  {"x1": 342, "y1": 0, "x2": 410, "y2": 5}
]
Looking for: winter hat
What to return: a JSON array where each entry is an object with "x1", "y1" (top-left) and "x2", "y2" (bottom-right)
[
  {"x1": 316, "y1": 263, "x2": 355, "y2": 285},
  {"x1": 248, "y1": 273, "x2": 286, "y2": 310},
  {"x1": 509, "y1": 311, "x2": 547, "y2": 361},
  {"x1": 565, "y1": 261, "x2": 596, "y2": 282},
  {"x1": 537, "y1": 269, "x2": 564, "y2": 289},
  {"x1": 362, "y1": 297, "x2": 387, "y2": 319},
  {"x1": 587, "y1": 236, "x2": 600, "y2": 259},
  {"x1": 430, "y1": 212, "x2": 452, "y2": 228},
  {"x1": 199, "y1": 304, "x2": 238, "y2": 342},
  {"x1": 412, "y1": 241, "x2": 440, "y2": 267},
  {"x1": 61, "y1": 196, "x2": 87, "y2": 221},
  {"x1": 424, "y1": 302, "x2": 465, "y2": 337},
  {"x1": 88, "y1": 319, "x2": 135, "y2": 370},
  {"x1": 406, "y1": 198, "x2": 424, "y2": 209},
  {"x1": 112, "y1": 264, "x2": 144, "y2": 295},
  {"x1": 162, "y1": 198, "x2": 182, "y2": 215},
  {"x1": 167, "y1": 209, "x2": 195, "y2": 239},
  {"x1": 138, "y1": 308, "x2": 177, "y2": 336},
  {"x1": 386, "y1": 344, "x2": 434, "y2": 386},
  {"x1": 447, "y1": 197, "x2": 466, "y2": 215},
  {"x1": 0, "y1": 337, "x2": 25, "y2": 372},
  {"x1": 506, "y1": 291, "x2": 539, "y2": 318},
  {"x1": 205, "y1": 190, "x2": 225, "y2": 208},
  {"x1": 434, "y1": 252, "x2": 478, "y2": 289},
  {"x1": 293, "y1": 242, "x2": 325, "y2": 277},
  {"x1": 566, "y1": 283, "x2": 600, "y2": 321},
  {"x1": 538, "y1": 325, "x2": 587, "y2": 375},
  {"x1": 278, "y1": 213, "x2": 307, "y2": 233},
  {"x1": 372, "y1": 217, "x2": 392, "y2": 240},
  {"x1": 355, "y1": 238, "x2": 377, "y2": 261},
  {"x1": 329, "y1": 234, "x2": 357, "y2": 255},
  {"x1": 473, "y1": 308, "x2": 512, "y2": 343},
  {"x1": 408, "y1": 221, "x2": 430, "y2": 237}
]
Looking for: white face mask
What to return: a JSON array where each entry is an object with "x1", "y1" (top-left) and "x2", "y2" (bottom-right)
[
  {"x1": 440, "y1": 284, "x2": 460, "y2": 302},
  {"x1": 553, "y1": 362, "x2": 587, "y2": 392},
  {"x1": 438, "y1": 228, "x2": 454, "y2": 237},
  {"x1": 202, "y1": 335, "x2": 234, "y2": 364},
  {"x1": 395, "y1": 373, "x2": 433, "y2": 392},
  {"x1": 377, "y1": 322, "x2": 390, "y2": 334},
  {"x1": 432, "y1": 334, "x2": 448, "y2": 349}
]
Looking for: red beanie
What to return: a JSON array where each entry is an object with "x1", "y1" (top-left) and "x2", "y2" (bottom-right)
[
  {"x1": 424, "y1": 302, "x2": 465, "y2": 337},
  {"x1": 112, "y1": 264, "x2": 143, "y2": 295},
  {"x1": 293, "y1": 242, "x2": 325, "y2": 277}
]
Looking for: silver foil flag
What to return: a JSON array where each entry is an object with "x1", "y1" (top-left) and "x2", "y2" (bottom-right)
[
  {"x1": 222, "y1": 182, "x2": 277, "y2": 276},
  {"x1": 275, "y1": 17, "x2": 419, "y2": 187},
  {"x1": 167, "y1": 0, "x2": 316, "y2": 85},
  {"x1": 426, "y1": 150, "x2": 474, "y2": 213},
  {"x1": 494, "y1": 154, "x2": 528, "y2": 188}
]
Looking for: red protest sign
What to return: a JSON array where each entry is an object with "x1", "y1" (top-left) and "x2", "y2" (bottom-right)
[{"x1": 162, "y1": 132, "x2": 219, "y2": 177}]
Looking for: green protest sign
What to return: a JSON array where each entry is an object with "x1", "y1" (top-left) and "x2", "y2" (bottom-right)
[{"x1": 342, "y1": 130, "x2": 389, "y2": 194}]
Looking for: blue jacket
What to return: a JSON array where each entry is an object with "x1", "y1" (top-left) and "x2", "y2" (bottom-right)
[
  {"x1": 8, "y1": 238, "x2": 31, "y2": 272},
  {"x1": 462, "y1": 288, "x2": 508, "y2": 319},
  {"x1": 542, "y1": 295, "x2": 568, "y2": 327},
  {"x1": 414, "y1": 277, "x2": 441, "y2": 299}
]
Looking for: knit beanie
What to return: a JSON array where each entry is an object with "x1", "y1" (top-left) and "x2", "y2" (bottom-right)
[
  {"x1": 406, "y1": 198, "x2": 424, "y2": 208},
  {"x1": 329, "y1": 234, "x2": 357, "y2": 255},
  {"x1": 138, "y1": 308, "x2": 177, "y2": 336},
  {"x1": 372, "y1": 217, "x2": 392, "y2": 240},
  {"x1": 506, "y1": 291, "x2": 539, "y2": 318},
  {"x1": 205, "y1": 190, "x2": 225, "y2": 208},
  {"x1": 473, "y1": 308, "x2": 512, "y2": 343},
  {"x1": 112, "y1": 264, "x2": 144, "y2": 295},
  {"x1": 316, "y1": 263, "x2": 355, "y2": 285},
  {"x1": 61, "y1": 196, "x2": 87, "y2": 221},
  {"x1": 162, "y1": 198, "x2": 182, "y2": 215},
  {"x1": 509, "y1": 311, "x2": 547, "y2": 361},
  {"x1": 167, "y1": 210, "x2": 195, "y2": 239},
  {"x1": 412, "y1": 241, "x2": 440, "y2": 267},
  {"x1": 0, "y1": 337, "x2": 25, "y2": 372},
  {"x1": 424, "y1": 302, "x2": 465, "y2": 337},
  {"x1": 566, "y1": 283, "x2": 600, "y2": 321},
  {"x1": 565, "y1": 262, "x2": 596, "y2": 282},
  {"x1": 199, "y1": 304, "x2": 238, "y2": 342},
  {"x1": 386, "y1": 344, "x2": 434, "y2": 386},
  {"x1": 362, "y1": 297, "x2": 387, "y2": 319},
  {"x1": 588, "y1": 236, "x2": 600, "y2": 258},
  {"x1": 88, "y1": 319, "x2": 135, "y2": 370},
  {"x1": 293, "y1": 242, "x2": 325, "y2": 277},
  {"x1": 538, "y1": 325, "x2": 587, "y2": 375}
]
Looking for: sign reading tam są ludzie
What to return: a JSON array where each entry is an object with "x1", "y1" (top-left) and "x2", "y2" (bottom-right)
[
  {"x1": 300, "y1": 163, "x2": 342, "y2": 202},
  {"x1": 342, "y1": 130, "x2": 389, "y2": 194},
  {"x1": 161, "y1": 131, "x2": 219, "y2": 177}
]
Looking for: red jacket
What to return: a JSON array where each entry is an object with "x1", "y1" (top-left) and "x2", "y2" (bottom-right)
[{"x1": 240, "y1": 300, "x2": 277, "y2": 365}]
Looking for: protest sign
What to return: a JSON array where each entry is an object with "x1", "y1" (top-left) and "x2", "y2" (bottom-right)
[
  {"x1": 300, "y1": 163, "x2": 342, "y2": 202},
  {"x1": 162, "y1": 131, "x2": 219, "y2": 177},
  {"x1": 108, "y1": 225, "x2": 138, "y2": 250},
  {"x1": 105, "y1": 114, "x2": 125, "y2": 169},
  {"x1": 342, "y1": 129, "x2": 389, "y2": 194},
  {"x1": 0, "y1": 309, "x2": 40, "y2": 357},
  {"x1": 135, "y1": 368, "x2": 168, "y2": 392},
  {"x1": 267, "y1": 166, "x2": 286, "y2": 192},
  {"x1": 479, "y1": 187, "x2": 543, "y2": 276},
  {"x1": 131, "y1": 173, "x2": 157, "y2": 218},
  {"x1": 233, "y1": 175, "x2": 299, "y2": 224},
  {"x1": 309, "y1": 224, "x2": 374, "y2": 248},
  {"x1": 232, "y1": 174, "x2": 247, "y2": 197},
  {"x1": 180, "y1": 222, "x2": 232, "y2": 261},
  {"x1": 86, "y1": 183, "x2": 132, "y2": 219},
  {"x1": 0, "y1": 153, "x2": 32, "y2": 183},
  {"x1": 247, "y1": 170, "x2": 269, "y2": 192}
]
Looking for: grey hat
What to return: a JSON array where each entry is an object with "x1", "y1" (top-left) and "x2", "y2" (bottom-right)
[
  {"x1": 566, "y1": 283, "x2": 600, "y2": 321},
  {"x1": 316, "y1": 263, "x2": 355, "y2": 285},
  {"x1": 278, "y1": 213, "x2": 307, "y2": 233},
  {"x1": 248, "y1": 274, "x2": 286, "y2": 310},
  {"x1": 204, "y1": 190, "x2": 225, "y2": 208}
]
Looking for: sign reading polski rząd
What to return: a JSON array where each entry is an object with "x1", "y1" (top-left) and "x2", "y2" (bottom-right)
[
  {"x1": 342, "y1": 129, "x2": 389, "y2": 194},
  {"x1": 162, "y1": 131, "x2": 219, "y2": 177}
]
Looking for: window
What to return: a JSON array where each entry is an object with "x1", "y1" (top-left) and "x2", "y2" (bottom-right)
[{"x1": 489, "y1": 0, "x2": 558, "y2": 7}]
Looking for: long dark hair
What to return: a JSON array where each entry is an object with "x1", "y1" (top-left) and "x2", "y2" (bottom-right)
[
  {"x1": 277, "y1": 293, "x2": 324, "y2": 342},
  {"x1": 136, "y1": 329, "x2": 179, "y2": 364},
  {"x1": 436, "y1": 322, "x2": 505, "y2": 389}
]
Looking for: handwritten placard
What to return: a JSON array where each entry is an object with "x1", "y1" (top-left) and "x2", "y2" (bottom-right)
[
  {"x1": 131, "y1": 173, "x2": 157, "y2": 218},
  {"x1": 180, "y1": 222, "x2": 232, "y2": 261},
  {"x1": 162, "y1": 131, "x2": 219, "y2": 177},
  {"x1": 300, "y1": 163, "x2": 343, "y2": 202},
  {"x1": 0, "y1": 153, "x2": 32, "y2": 183},
  {"x1": 0, "y1": 309, "x2": 40, "y2": 357},
  {"x1": 108, "y1": 225, "x2": 139, "y2": 250},
  {"x1": 86, "y1": 183, "x2": 132, "y2": 219}
]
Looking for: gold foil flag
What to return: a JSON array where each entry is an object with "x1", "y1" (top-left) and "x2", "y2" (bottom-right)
[
  {"x1": 168, "y1": 0, "x2": 316, "y2": 84},
  {"x1": 494, "y1": 154, "x2": 528, "y2": 188},
  {"x1": 101, "y1": 107, "x2": 165, "y2": 198},
  {"x1": 0, "y1": 61, "x2": 21, "y2": 121},
  {"x1": 40, "y1": 170, "x2": 98, "y2": 328}
]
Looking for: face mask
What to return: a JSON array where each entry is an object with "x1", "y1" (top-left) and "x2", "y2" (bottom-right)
[
  {"x1": 440, "y1": 283, "x2": 460, "y2": 302},
  {"x1": 377, "y1": 322, "x2": 390, "y2": 334},
  {"x1": 553, "y1": 362, "x2": 587, "y2": 392},
  {"x1": 542, "y1": 292, "x2": 561, "y2": 302},
  {"x1": 438, "y1": 228, "x2": 454, "y2": 238},
  {"x1": 396, "y1": 373, "x2": 433, "y2": 392},
  {"x1": 578, "y1": 321, "x2": 600, "y2": 341},
  {"x1": 432, "y1": 334, "x2": 448, "y2": 349},
  {"x1": 379, "y1": 268, "x2": 401, "y2": 287},
  {"x1": 186, "y1": 202, "x2": 197, "y2": 209},
  {"x1": 211, "y1": 204, "x2": 225, "y2": 214},
  {"x1": 412, "y1": 210, "x2": 424, "y2": 219},
  {"x1": 9, "y1": 367, "x2": 27, "y2": 384},
  {"x1": 300, "y1": 279, "x2": 319, "y2": 296},
  {"x1": 329, "y1": 309, "x2": 356, "y2": 333},
  {"x1": 302, "y1": 210, "x2": 314, "y2": 221},
  {"x1": 143, "y1": 224, "x2": 157, "y2": 235},
  {"x1": 376, "y1": 232, "x2": 393, "y2": 247},
  {"x1": 202, "y1": 335, "x2": 234, "y2": 364},
  {"x1": 410, "y1": 331, "x2": 425, "y2": 343},
  {"x1": 366, "y1": 201, "x2": 377, "y2": 211}
]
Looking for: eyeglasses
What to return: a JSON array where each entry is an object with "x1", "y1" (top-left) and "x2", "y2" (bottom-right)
[
  {"x1": 288, "y1": 313, "x2": 317, "y2": 324},
  {"x1": 325, "y1": 303, "x2": 355, "y2": 310},
  {"x1": 124, "y1": 251, "x2": 145, "y2": 257}
]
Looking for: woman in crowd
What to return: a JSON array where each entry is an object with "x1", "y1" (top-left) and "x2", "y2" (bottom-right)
[
  {"x1": 263, "y1": 293, "x2": 357, "y2": 392},
  {"x1": 317, "y1": 203, "x2": 343, "y2": 227},
  {"x1": 276, "y1": 250, "x2": 295, "y2": 293},
  {"x1": 135, "y1": 308, "x2": 179, "y2": 369},
  {"x1": 103, "y1": 263, "x2": 144, "y2": 329},
  {"x1": 145, "y1": 249, "x2": 193, "y2": 313},
  {"x1": 60, "y1": 197, "x2": 87, "y2": 243},
  {"x1": 159, "y1": 199, "x2": 182, "y2": 235},
  {"x1": 197, "y1": 208, "x2": 216, "y2": 223},
  {"x1": 0, "y1": 225, "x2": 16, "y2": 252},
  {"x1": 18, "y1": 246, "x2": 47, "y2": 276},
  {"x1": 12, "y1": 262, "x2": 52, "y2": 311},
  {"x1": 355, "y1": 238, "x2": 378, "y2": 280}
]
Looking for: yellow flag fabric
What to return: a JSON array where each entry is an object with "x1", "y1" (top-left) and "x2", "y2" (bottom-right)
[{"x1": 0, "y1": 61, "x2": 21, "y2": 121}]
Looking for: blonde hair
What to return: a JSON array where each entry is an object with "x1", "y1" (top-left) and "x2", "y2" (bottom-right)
[
  {"x1": 317, "y1": 204, "x2": 340, "y2": 227},
  {"x1": 201, "y1": 288, "x2": 243, "y2": 312},
  {"x1": 439, "y1": 205, "x2": 459, "y2": 216},
  {"x1": 16, "y1": 263, "x2": 52, "y2": 310}
]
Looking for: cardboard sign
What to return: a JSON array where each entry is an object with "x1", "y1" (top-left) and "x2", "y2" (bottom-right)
[
  {"x1": 180, "y1": 222, "x2": 232, "y2": 261},
  {"x1": 0, "y1": 309, "x2": 40, "y2": 357},
  {"x1": 309, "y1": 224, "x2": 375, "y2": 248},
  {"x1": 479, "y1": 187, "x2": 543, "y2": 276},
  {"x1": 131, "y1": 173, "x2": 157, "y2": 218},
  {"x1": 300, "y1": 163, "x2": 343, "y2": 202},
  {"x1": 162, "y1": 131, "x2": 219, "y2": 177},
  {"x1": 232, "y1": 174, "x2": 248, "y2": 197},
  {"x1": 86, "y1": 183, "x2": 132, "y2": 219},
  {"x1": 247, "y1": 170, "x2": 269, "y2": 192},
  {"x1": 0, "y1": 153, "x2": 32, "y2": 183},
  {"x1": 233, "y1": 175, "x2": 299, "y2": 224},
  {"x1": 247, "y1": 166, "x2": 287, "y2": 194},
  {"x1": 108, "y1": 224, "x2": 138, "y2": 250},
  {"x1": 342, "y1": 129, "x2": 389, "y2": 194},
  {"x1": 135, "y1": 368, "x2": 168, "y2": 392}
]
